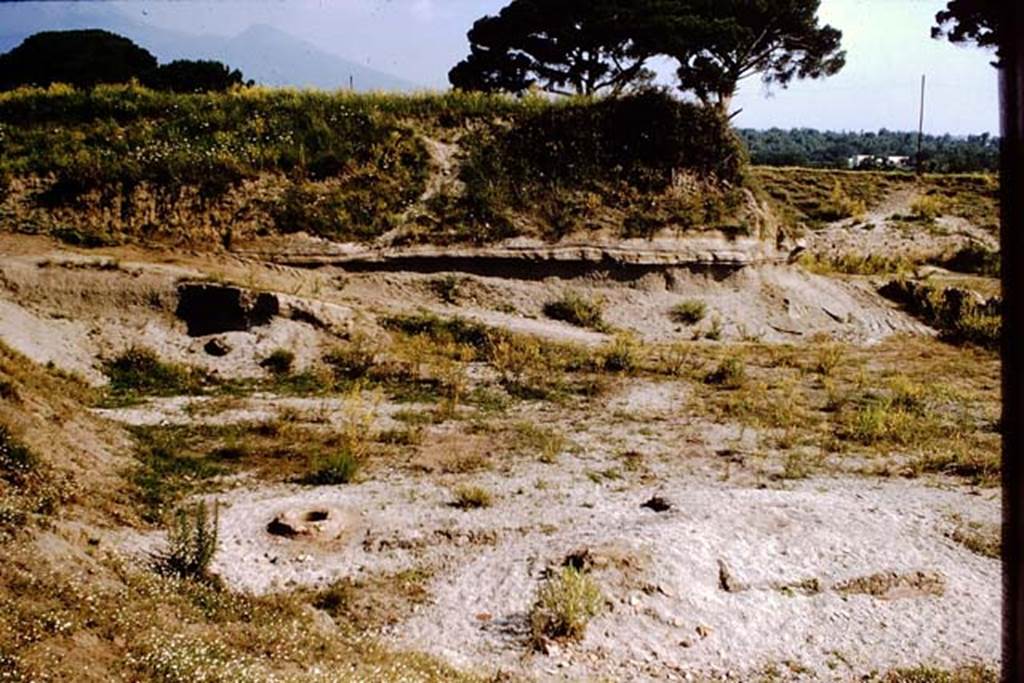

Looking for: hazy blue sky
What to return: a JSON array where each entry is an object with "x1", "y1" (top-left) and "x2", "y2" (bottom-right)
[{"x1": 3, "y1": 0, "x2": 1001, "y2": 133}]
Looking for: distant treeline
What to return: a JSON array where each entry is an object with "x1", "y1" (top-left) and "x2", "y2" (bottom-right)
[{"x1": 738, "y1": 128, "x2": 999, "y2": 173}]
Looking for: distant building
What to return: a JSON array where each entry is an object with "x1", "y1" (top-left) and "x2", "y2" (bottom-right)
[{"x1": 847, "y1": 154, "x2": 913, "y2": 170}]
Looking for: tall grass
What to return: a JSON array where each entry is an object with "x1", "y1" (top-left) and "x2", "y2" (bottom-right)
[{"x1": 1, "y1": 85, "x2": 750, "y2": 245}]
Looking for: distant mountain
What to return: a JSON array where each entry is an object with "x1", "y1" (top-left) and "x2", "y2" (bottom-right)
[{"x1": 0, "y1": 4, "x2": 420, "y2": 92}]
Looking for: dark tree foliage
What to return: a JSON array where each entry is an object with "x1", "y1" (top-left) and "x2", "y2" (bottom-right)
[
  {"x1": 739, "y1": 127, "x2": 1000, "y2": 173},
  {"x1": 0, "y1": 29, "x2": 158, "y2": 90},
  {"x1": 635, "y1": 0, "x2": 845, "y2": 114},
  {"x1": 449, "y1": 0, "x2": 653, "y2": 96},
  {"x1": 145, "y1": 60, "x2": 250, "y2": 93},
  {"x1": 932, "y1": 0, "x2": 1002, "y2": 64}
]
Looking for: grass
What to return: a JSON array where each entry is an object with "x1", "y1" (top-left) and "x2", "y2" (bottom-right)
[
  {"x1": 102, "y1": 346, "x2": 205, "y2": 402},
  {"x1": 871, "y1": 665, "x2": 998, "y2": 682},
  {"x1": 512, "y1": 423, "x2": 567, "y2": 464},
  {"x1": 879, "y1": 278, "x2": 1000, "y2": 349},
  {"x1": 311, "y1": 567, "x2": 435, "y2": 632},
  {"x1": 753, "y1": 167, "x2": 998, "y2": 232},
  {"x1": 450, "y1": 484, "x2": 493, "y2": 510},
  {"x1": 130, "y1": 425, "x2": 226, "y2": 524},
  {"x1": 1, "y1": 85, "x2": 747, "y2": 246},
  {"x1": 799, "y1": 251, "x2": 914, "y2": 276},
  {"x1": 302, "y1": 449, "x2": 362, "y2": 485},
  {"x1": 705, "y1": 356, "x2": 746, "y2": 388},
  {"x1": 529, "y1": 566, "x2": 604, "y2": 648},
  {"x1": 543, "y1": 291, "x2": 611, "y2": 332},
  {"x1": 670, "y1": 300, "x2": 707, "y2": 325},
  {"x1": 0, "y1": 424, "x2": 71, "y2": 541},
  {"x1": 0, "y1": 550, "x2": 475, "y2": 682}
]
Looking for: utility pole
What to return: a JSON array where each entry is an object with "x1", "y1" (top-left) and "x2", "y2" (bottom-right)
[
  {"x1": 916, "y1": 74, "x2": 926, "y2": 175},
  {"x1": 349, "y1": 74, "x2": 354, "y2": 91}
]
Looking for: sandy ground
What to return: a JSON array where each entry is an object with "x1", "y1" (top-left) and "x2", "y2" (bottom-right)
[
  {"x1": 190, "y1": 461, "x2": 998, "y2": 681},
  {"x1": 0, "y1": 234, "x2": 1000, "y2": 681}
]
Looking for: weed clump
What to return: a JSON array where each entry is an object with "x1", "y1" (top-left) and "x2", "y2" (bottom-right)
[
  {"x1": 671, "y1": 300, "x2": 707, "y2": 325},
  {"x1": 529, "y1": 566, "x2": 603, "y2": 648},
  {"x1": 450, "y1": 484, "x2": 493, "y2": 510},
  {"x1": 154, "y1": 500, "x2": 219, "y2": 581},
  {"x1": 599, "y1": 334, "x2": 640, "y2": 373},
  {"x1": 543, "y1": 291, "x2": 609, "y2": 332},
  {"x1": 705, "y1": 356, "x2": 746, "y2": 388}
]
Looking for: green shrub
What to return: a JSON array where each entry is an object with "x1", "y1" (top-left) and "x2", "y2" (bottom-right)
[
  {"x1": 260, "y1": 349, "x2": 295, "y2": 375},
  {"x1": 671, "y1": 300, "x2": 707, "y2": 325},
  {"x1": 529, "y1": 566, "x2": 604, "y2": 647},
  {"x1": 450, "y1": 484, "x2": 493, "y2": 510},
  {"x1": 304, "y1": 449, "x2": 361, "y2": 485},
  {"x1": 154, "y1": 500, "x2": 219, "y2": 580},
  {"x1": 543, "y1": 291, "x2": 609, "y2": 332}
]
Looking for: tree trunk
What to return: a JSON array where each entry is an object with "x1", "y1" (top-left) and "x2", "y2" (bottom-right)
[{"x1": 715, "y1": 92, "x2": 734, "y2": 117}]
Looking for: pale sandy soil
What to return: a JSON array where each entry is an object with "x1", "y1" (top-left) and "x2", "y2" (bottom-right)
[{"x1": 0, "y1": 233, "x2": 1000, "y2": 681}]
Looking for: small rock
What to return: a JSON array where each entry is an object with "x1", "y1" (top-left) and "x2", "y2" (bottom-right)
[
  {"x1": 717, "y1": 559, "x2": 747, "y2": 593},
  {"x1": 641, "y1": 496, "x2": 673, "y2": 513},
  {"x1": 672, "y1": 617, "x2": 686, "y2": 628},
  {"x1": 203, "y1": 337, "x2": 232, "y2": 357},
  {"x1": 696, "y1": 625, "x2": 712, "y2": 639}
]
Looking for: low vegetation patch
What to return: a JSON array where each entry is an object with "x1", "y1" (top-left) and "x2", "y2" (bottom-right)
[
  {"x1": 512, "y1": 423, "x2": 567, "y2": 464},
  {"x1": 935, "y1": 243, "x2": 1000, "y2": 277},
  {"x1": 705, "y1": 356, "x2": 746, "y2": 388},
  {"x1": 670, "y1": 299, "x2": 707, "y2": 325},
  {"x1": 543, "y1": 291, "x2": 610, "y2": 332},
  {"x1": 103, "y1": 346, "x2": 205, "y2": 401},
  {"x1": 311, "y1": 567, "x2": 435, "y2": 632},
  {"x1": 0, "y1": 425, "x2": 71, "y2": 541},
  {"x1": 880, "y1": 278, "x2": 1000, "y2": 349},
  {"x1": 799, "y1": 251, "x2": 913, "y2": 276},
  {"x1": 303, "y1": 448, "x2": 362, "y2": 485},
  {"x1": 450, "y1": 484, "x2": 493, "y2": 510},
  {"x1": 529, "y1": 566, "x2": 604, "y2": 648}
]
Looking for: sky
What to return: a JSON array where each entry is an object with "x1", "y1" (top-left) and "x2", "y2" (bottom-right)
[{"x1": 1, "y1": 0, "x2": 1001, "y2": 134}]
